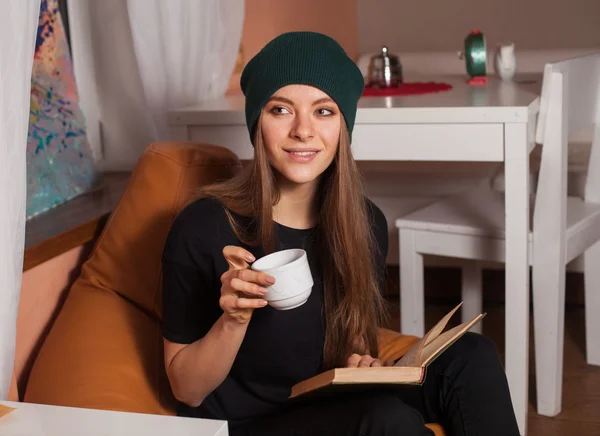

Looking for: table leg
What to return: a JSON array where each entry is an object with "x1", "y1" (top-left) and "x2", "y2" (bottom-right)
[{"x1": 503, "y1": 122, "x2": 531, "y2": 436}]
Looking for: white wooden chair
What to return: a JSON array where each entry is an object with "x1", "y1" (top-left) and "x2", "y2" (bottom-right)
[{"x1": 394, "y1": 52, "x2": 600, "y2": 419}]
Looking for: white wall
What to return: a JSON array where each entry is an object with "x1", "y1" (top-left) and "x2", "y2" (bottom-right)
[{"x1": 357, "y1": 0, "x2": 600, "y2": 53}]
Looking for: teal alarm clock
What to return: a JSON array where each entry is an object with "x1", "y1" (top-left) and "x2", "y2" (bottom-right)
[{"x1": 459, "y1": 29, "x2": 488, "y2": 85}]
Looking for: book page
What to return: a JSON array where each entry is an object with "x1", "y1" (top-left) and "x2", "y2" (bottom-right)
[
  {"x1": 394, "y1": 303, "x2": 463, "y2": 367},
  {"x1": 394, "y1": 332, "x2": 430, "y2": 367},
  {"x1": 423, "y1": 303, "x2": 463, "y2": 347},
  {"x1": 420, "y1": 313, "x2": 485, "y2": 367}
]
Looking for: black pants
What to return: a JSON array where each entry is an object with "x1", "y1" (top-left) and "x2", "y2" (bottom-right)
[{"x1": 229, "y1": 333, "x2": 521, "y2": 436}]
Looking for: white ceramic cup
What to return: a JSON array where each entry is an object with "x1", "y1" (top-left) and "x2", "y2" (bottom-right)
[{"x1": 251, "y1": 248, "x2": 313, "y2": 310}]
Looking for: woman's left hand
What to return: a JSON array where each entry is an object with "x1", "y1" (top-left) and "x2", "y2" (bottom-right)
[{"x1": 346, "y1": 354, "x2": 394, "y2": 368}]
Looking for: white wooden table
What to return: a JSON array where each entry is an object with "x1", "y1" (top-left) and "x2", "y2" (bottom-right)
[
  {"x1": 0, "y1": 401, "x2": 228, "y2": 436},
  {"x1": 168, "y1": 76, "x2": 540, "y2": 435}
]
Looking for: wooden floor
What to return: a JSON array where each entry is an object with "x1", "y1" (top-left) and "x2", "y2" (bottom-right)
[{"x1": 384, "y1": 270, "x2": 600, "y2": 436}]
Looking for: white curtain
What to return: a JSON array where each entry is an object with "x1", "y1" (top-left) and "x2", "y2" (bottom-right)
[
  {"x1": 0, "y1": 0, "x2": 41, "y2": 400},
  {"x1": 67, "y1": 0, "x2": 244, "y2": 170},
  {"x1": 127, "y1": 0, "x2": 245, "y2": 141}
]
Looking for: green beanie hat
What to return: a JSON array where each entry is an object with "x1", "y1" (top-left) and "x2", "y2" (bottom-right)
[{"x1": 240, "y1": 31, "x2": 364, "y2": 144}]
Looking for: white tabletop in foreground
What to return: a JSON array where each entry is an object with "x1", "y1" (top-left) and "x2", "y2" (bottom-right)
[{"x1": 0, "y1": 401, "x2": 228, "y2": 436}]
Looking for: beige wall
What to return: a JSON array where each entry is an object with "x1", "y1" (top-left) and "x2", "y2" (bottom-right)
[
  {"x1": 241, "y1": 0, "x2": 358, "y2": 61},
  {"x1": 357, "y1": 0, "x2": 600, "y2": 53},
  {"x1": 228, "y1": 0, "x2": 359, "y2": 94}
]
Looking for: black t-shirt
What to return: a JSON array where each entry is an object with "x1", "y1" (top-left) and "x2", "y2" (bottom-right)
[{"x1": 161, "y1": 197, "x2": 388, "y2": 424}]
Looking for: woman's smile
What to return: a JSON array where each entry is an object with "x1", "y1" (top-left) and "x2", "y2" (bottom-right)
[{"x1": 284, "y1": 148, "x2": 321, "y2": 163}]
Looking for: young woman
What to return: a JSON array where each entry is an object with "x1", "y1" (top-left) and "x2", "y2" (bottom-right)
[{"x1": 161, "y1": 32, "x2": 521, "y2": 436}]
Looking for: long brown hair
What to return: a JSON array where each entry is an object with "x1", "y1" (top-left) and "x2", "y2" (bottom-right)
[{"x1": 192, "y1": 117, "x2": 388, "y2": 369}]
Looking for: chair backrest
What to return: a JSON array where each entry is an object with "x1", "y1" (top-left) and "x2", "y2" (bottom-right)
[
  {"x1": 532, "y1": 53, "x2": 600, "y2": 259},
  {"x1": 77, "y1": 142, "x2": 242, "y2": 319},
  {"x1": 535, "y1": 52, "x2": 600, "y2": 203}
]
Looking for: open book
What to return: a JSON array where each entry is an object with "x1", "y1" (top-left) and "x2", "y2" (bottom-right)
[{"x1": 289, "y1": 303, "x2": 485, "y2": 399}]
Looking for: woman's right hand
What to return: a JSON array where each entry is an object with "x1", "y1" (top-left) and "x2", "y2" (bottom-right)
[{"x1": 219, "y1": 245, "x2": 274, "y2": 325}]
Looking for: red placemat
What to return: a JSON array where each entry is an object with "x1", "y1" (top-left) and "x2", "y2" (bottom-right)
[{"x1": 363, "y1": 82, "x2": 453, "y2": 97}]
